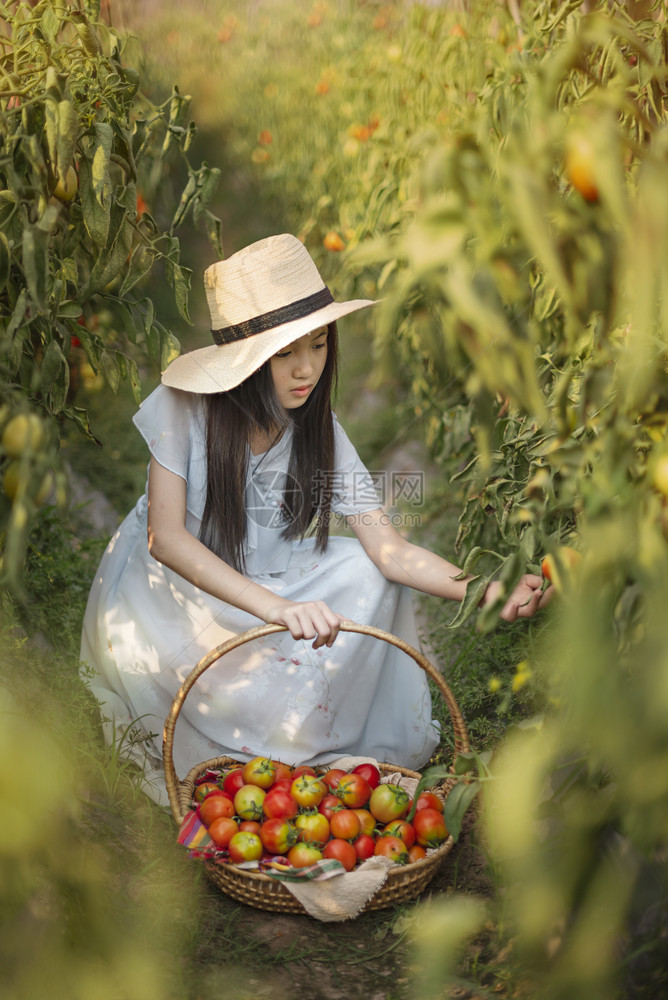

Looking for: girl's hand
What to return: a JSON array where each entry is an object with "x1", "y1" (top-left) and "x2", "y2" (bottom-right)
[
  {"x1": 264, "y1": 600, "x2": 347, "y2": 649},
  {"x1": 482, "y1": 574, "x2": 553, "y2": 622}
]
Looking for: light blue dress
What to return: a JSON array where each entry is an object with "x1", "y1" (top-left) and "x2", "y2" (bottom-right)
[{"x1": 80, "y1": 384, "x2": 439, "y2": 804}]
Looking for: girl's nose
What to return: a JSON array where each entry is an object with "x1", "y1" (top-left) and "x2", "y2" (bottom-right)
[{"x1": 292, "y1": 350, "x2": 313, "y2": 377}]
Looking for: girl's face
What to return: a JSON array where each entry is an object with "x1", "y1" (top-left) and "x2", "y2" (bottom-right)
[{"x1": 270, "y1": 326, "x2": 328, "y2": 410}]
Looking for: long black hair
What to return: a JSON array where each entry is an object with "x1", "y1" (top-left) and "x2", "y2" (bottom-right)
[{"x1": 199, "y1": 322, "x2": 339, "y2": 572}]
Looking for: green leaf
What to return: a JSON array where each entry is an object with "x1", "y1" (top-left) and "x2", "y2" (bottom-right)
[
  {"x1": 87, "y1": 201, "x2": 133, "y2": 293},
  {"x1": 100, "y1": 350, "x2": 120, "y2": 393},
  {"x1": 56, "y1": 100, "x2": 77, "y2": 183},
  {"x1": 44, "y1": 98, "x2": 58, "y2": 172},
  {"x1": 0, "y1": 232, "x2": 9, "y2": 293},
  {"x1": 444, "y1": 781, "x2": 480, "y2": 842},
  {"x1": 22, "y1": 224, "x2": 50, "y2": 312},
  {"x1": 92, "y1": 122, "x2": 113, "y2": 208},
  {"x1": 79, "y1": 155, "x2": 110, "y2": 247},
  {"x1": 118, "y1": 244, "x2": 154, "y2": 297},
  {"x1": 447, "y1": 575, "x2": 487, "y2": 629},
  {"x1": 40, "y1": 338, "x2": 69, "y2": 412}
]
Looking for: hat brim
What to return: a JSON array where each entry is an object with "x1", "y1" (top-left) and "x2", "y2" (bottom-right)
[{"x1": 161, "y1": 296, "x2": 377, "y2": 394}]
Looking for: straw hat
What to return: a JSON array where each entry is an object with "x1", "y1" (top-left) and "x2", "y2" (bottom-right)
[{"x1": 161, "y1": 233, "x2": 377, "y2": 393}]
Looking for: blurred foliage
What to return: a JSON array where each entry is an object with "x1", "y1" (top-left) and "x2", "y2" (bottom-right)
[{"x1": 0, "y1": 0, "x2": 221, "y2": 591}]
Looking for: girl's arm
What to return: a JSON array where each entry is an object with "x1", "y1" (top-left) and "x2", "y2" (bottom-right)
[
  {"x1": 347, "y1": 508, "x2": 549, "y2": 621},
  {"x1": 147, "y1": 457, "x2": 344, "y2": 646}
]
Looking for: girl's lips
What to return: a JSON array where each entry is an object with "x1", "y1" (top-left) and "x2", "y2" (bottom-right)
[{"x1": 290, "y1": 385, "x2": 311, "y2": 396}]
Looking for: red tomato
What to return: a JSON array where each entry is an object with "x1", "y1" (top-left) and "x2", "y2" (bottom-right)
[
  {"x1": 410, "y1": 790, "x2": 444, "y2": 814},
  {"x1": 193, "y1": 780, "x2": 222, "y2": 803},
  {"x1": 222, "y1": 768, "x2": 246, "y2": 797},
  {"x1": 412, "y1": 808, "x2": 449, "y2": 848},
  {"x1": 295, "y1": 812, "x2": 330, "y2": 846},
  {"x1": 354, "y1": 834, "x2": 376, "y2": 861},
  {"x1": 381, "y1": 820, "x2": 416, "y2": 849},
  {"x1": 234, "y1": 784, "x2": 266, "y2": 821},
  {"x1": 208, "y1": 816, "x2": 238, "y2": 849},
  {"x1": 352, "y1": 762, "x2": 381, "y2": 789},
  {"x1": 323, "y1": 838, "x2": 357, "y2": 871},
  {"x1": 407, "y1": 844, "x2": 427, "y2": 864},
  {"x1": 335, "y1": 773, "x2": 372, "y2": 809},
  {"x1": 259, "y1": 818, "x2": 298, "y2": 855},
  {"x1": 238, "y1": 820, "x2": 261, "y2": 835},
  {"x1": 321, "y1": 767, "x2": 346, "y2": 790},
  {"x1": 319, "y1": 793, "x2": 344, "y2": 822},
  {"x1": 242, "y1": 756, "x2": 276, "y2": 789},
  {"x1": 352, "y1": 809, "x2": 376, "y2": 837},
  {"x1": 369, "y1": 783, "x2": 410, "y2": 823},
  {"x1": 228, "y1": 831, "x2": 263, "y2": 863},
  {"x1": 374, "y1": 835, "x2": 408, "y2": 865},
  {"x1": 287, "y1": 843, "x2": 323, "y2": 868},
  {"x1": 199, "y1": 793, "x2": 235, "y2": 827},
  {"x1": 271, "y1": 760, "x2": 294, "y2": 782},
  {"x1": 291, "y1": 765, "x2": 317, "y2": 780},
  {"x1": 272, "y1": 778, "x2": 294, "y2": 794},
  {"x1": 262, "y1": 787, "x2": 298, "y2": 820},
  {"x1": 330, "y1": 809, "x2": 361, "y2": 841},
  {"x1": 290, "y1": 774, "x2": 327, "y2": 808}
]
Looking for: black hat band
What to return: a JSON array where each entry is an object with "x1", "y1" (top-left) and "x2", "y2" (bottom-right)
[{"x1": 211, "y1": 286, "x2": 334, "y2": 346}]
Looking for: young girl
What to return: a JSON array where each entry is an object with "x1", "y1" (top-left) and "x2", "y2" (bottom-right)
[{"x1": 80, "y1": 233, "x2": 548, "y2": 805}]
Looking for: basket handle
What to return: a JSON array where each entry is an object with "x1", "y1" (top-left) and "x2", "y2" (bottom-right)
[{"x1": 162, "y1": 621, "x2": 470, "y2": 820}]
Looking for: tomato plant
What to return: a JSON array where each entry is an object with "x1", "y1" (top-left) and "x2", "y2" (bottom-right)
[{"x1": 0, "y1": 1, "x2": 222, "y2": 592}]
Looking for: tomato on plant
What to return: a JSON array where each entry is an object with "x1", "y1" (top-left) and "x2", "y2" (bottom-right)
[
  {"x1": 369, "y1": 783, "x2": 410, "y2": 823},
  {"x1": 323, "y1": 838, "x2": 357, "y2": 871},
  {"x1": 242, "y1": 755, "x2": 276, "y2": 789},
  {"x1": 259, "y1": 817, "x2": 298, "y2": 855},
  {"x1": 199, "y1": 793, "x2": 235, "y2": 827},
  {"x1": 295, "y1": 812, "x2": 330, "y2": 846},
  {"x1": 413, "y1": 808, "x2": 449, "y2": 848},
  {"x1": 290, "y1": 773, "x2": 327, "y2": 808},
  {"x1": 228, "y1": 831, "x2": 263, "y2": 864},
  {"x1": 208, "y1": 816, "x2": 238, "y2": 850},
  {"x1": 374, "y1": 835, "x2": 409, "y2": 865},
  {"x1": 287, "y1": 843, "x2": 323, "y2": 868},
  {"x1": 351, "y1": 762, "x2": 381, "y2": 789},
  {"x1": 335, "y1": 773, "x2": 371, "y2": 809},
  {"x1": 234, "y1": 784, "x2": 266, "y2": 821},
  {"x1": 330, "y1": 809, "x2": 361, "y2": 841}
]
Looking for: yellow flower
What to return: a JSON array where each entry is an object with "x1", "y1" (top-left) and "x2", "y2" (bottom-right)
[{"x1": 488, "y1": 677, "x2": 502, "y2": 694}]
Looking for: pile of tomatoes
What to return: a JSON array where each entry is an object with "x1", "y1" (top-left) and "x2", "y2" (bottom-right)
[{"x1": 192, "y1": 756, "x2": 449, "y2": 872}]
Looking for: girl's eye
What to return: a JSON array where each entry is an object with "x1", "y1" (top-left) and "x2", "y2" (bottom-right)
[
  {"x1": 313, "y1": 341, "x2": 326, "y2": 350},
  {"x1": 274, "y1": 350, "x2": 290, "y2": 359}
]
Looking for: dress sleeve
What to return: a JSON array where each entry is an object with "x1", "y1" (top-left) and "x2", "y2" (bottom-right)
[
  {"x1": 329, "y1": 415, "x2": 382, "y2": 516},
  {"x1": 132, "y1": 384, "x2": 202, "y2": 482}
]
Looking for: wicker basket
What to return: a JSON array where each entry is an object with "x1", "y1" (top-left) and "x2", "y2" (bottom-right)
[{"x1": 163, "y1": 621, "x2": 470, "y2": 915}]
